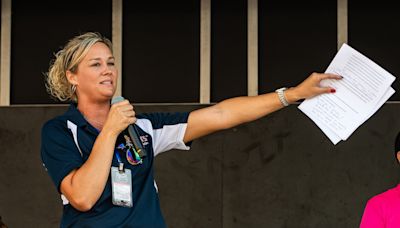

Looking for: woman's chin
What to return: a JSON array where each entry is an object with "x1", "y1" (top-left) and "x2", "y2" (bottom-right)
[{"x1": 100, "y1": 88, "x2": 116, "y2": 98}]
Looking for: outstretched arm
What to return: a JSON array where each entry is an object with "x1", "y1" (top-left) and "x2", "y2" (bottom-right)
[{"x1": 183, "y1": 73, "x2": 342, "y2": 143}]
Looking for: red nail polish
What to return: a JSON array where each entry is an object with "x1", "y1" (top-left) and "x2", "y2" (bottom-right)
[{"x1": 331, "y1": 89, "x2": 336, "y2": 93}]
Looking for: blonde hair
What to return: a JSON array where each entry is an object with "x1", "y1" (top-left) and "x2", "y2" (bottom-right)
[{"x1": 45, "y1": 32, "x2": 113, "y2": 102}]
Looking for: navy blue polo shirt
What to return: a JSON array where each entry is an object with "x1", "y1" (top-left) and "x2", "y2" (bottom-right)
[{"x1": 41, "y1": 103, "x2": 191, "y2": 228}]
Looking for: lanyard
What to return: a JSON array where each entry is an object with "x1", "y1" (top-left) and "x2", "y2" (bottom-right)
[
  {"x1": 115, "y1": 135, "x2": 143, "y2": 170},
  {"x1": 115, "y1": 147, "x2": 124, "y2": 172}
]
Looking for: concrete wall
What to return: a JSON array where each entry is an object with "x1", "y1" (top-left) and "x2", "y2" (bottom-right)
[{"x1": 0, "y1": 104, "x2": 399, "y2": 228}]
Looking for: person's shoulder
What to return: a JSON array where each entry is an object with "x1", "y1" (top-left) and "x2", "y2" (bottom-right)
[
  {"x1": 42, "y1": 104, "x2": 77, "y2": 130},
  {"x1": 41, "y1": 113, "x2": 72, "y2": 137},
  {"x1": 43, "y1": 114, "x2": 67, "y2": 128},
  {"x1": 135, "y1": 112, "x2": 190, "y2": 133},
  {"x1": 367, "y1": 185, "x2": 400, "y2": 206}
]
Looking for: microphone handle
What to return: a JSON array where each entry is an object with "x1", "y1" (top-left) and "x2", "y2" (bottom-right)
[{"x1": 128, "y1": 124, "x2": 147, "y2": 157}]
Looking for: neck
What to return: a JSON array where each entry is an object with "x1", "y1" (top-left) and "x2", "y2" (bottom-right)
[{"x1": 77, "y1": 98, "x2": 111, "y2": 130}]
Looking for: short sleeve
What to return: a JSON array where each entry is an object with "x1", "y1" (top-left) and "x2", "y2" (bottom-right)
[
  {"x1": 136, "y1": 112, "x2": 191, "y2": 156},
  {"x1": 359, "y1": 196, "x2": 385, "y2": 228},
  {"x1": 40, "y1": 119, "x2": 83, "y2": 193}
]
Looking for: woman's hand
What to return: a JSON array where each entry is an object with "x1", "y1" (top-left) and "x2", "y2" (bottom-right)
[
  {"x1": 286, "y1": 72, "x2": 342, "y2": 103},
  {"x1": 103, "y1": 99, "x2": 136, "y2": 136},
  {"x1": 61, "y1": 100, "x2": 136, "y2": 212}
]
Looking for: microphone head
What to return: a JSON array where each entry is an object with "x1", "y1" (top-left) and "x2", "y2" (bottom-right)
[{"x1": 111, "y1": 96, "x2": 125, "y2": 105}]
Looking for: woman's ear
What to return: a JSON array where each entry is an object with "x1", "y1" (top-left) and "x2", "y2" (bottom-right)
[
  {"x1": 66, "y1": 70, "x2": 78, "y2": 86},
  {"x1": 397, "y1": 151, "x2": 400, "y2": 163}
]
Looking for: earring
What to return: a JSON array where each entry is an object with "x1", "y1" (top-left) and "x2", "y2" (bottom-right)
[{"x1": 71, "y1": 84, "x2": 76, "y2": 93}]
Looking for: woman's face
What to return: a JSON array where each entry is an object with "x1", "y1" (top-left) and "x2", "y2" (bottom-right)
[{"x1": 71, "y1": 42, "x2": 117, "y2": 102}]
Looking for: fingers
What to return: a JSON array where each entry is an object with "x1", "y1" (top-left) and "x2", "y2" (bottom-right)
[
  {"x1": 313, "y1": 73, "x2": 341, "y2": 94},
  {"x1": 295, "y1": 72, "x2": 341, "y2": 100},
  {"x1": 110, "y1": 99, "x2": 136, "y2": 123},
  {"x1": 111, "y1": 99, "x2": 130, "y2": 108},
  {"x1": 322, "y1": 87, "x2": 336, "y2": 94},
  {"x1": 111, "y1": 99, "x2": 134, "y2": 111},
  {"x1": 127, "y1": 117, "x2": 137, "y2": 125},
  {"x1": 103, "y1": 99, "x2": 137, "y2": 135},
  {"x1": 316, "y1": 72, "x2": 343, "y2": 81},
  {"x1": 312, "y1": 86, "x2": 335, "y2": 97}
]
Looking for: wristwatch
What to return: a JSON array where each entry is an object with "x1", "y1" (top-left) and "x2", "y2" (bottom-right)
[{"x1": 275, "y1": 87, "x2": 289, "y2": 107}]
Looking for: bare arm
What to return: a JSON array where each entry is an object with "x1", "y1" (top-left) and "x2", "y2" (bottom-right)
[
  {"x1": 183, "y1": 73, "x2": 342, "y2": 143},
  {"x1": 60, "y1": 100, "x2": 135, "y2": 211}
]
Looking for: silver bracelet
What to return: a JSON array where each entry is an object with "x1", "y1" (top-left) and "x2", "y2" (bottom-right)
[{"x1": 275, "y1": 87, "x2": 289, "y2": 107}]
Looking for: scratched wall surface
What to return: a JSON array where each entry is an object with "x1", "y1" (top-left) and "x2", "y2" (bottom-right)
[{"x1": 0, "y1": 104, "x2": 399, "y2": 228}]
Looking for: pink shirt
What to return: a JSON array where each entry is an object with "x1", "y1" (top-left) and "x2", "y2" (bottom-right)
[{"x1": 360, "y1": 184, "x2": 400, "y2": 228}]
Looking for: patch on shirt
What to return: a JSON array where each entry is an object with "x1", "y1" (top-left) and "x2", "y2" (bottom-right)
[{"x1": 140, "y1": 135, "x2": 149, "y2": 146}]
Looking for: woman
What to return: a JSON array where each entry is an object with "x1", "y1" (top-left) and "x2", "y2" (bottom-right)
[
  {"x1": 41, "y1": 32, "x2": 341, "y2": 227},
  {"x1": 359, "y1": 132, "x2": 400, "y2": 228}
]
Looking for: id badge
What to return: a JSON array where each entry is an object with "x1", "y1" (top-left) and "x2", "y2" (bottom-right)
[{"x1": 111, "y1": 166, "x2": 133, "y2": 207}]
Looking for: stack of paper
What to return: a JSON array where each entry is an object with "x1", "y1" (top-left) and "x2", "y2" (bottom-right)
[{"x1": 298, "y1": 43, "x2": 396, "y2": 145}]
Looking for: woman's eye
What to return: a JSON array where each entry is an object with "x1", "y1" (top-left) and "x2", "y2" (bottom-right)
[
  {"x1": 91, "y1": 63, "x2": 100, "y2": 67},
  {"x1": 108, "y1": 62, "x2": 115, "y2": 66}
]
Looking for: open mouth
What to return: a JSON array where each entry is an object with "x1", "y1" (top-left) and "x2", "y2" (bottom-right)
[{"x1": 100, "y1": 80, "x2": 113, "y2": 85}]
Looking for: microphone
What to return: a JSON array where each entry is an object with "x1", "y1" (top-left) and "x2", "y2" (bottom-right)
[{"x1": 111, "y1": 96, "x2": 146, "y2": 157}]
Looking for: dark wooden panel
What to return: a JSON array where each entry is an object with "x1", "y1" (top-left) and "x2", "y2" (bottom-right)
[
  {"x1": 123, "y1": 0, "x2": 200, "y2": 103},
  {"x1": 349, "y1": 0, "x2": 400, "y2": 100},
  {"x1": 11, "y1": 0, "x2": 112, "y2": 104},
  {"x1": 1, "y1": 104, "x2": 399, "y2": 227},
  {"x1": 222, "y1": 104, "x2": 400, "y2": 227},
  {"x1": 259, "y1": 0, "x2": 337, "y2": 94},
  {"x1": 211, "y1": 0, "x2": 247, "y2": 102}
]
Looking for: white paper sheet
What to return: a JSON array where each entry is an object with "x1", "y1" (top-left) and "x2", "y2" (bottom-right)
[{"x1": 298, "y1": 43, "x2": 396, "y2": 144}]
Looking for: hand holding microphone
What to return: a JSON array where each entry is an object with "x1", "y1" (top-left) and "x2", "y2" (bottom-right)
[{"x1": 111, "y1": 96, "x2": 147, "y2": 157}]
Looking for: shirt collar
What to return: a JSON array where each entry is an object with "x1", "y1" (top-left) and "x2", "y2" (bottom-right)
[
  {"x1": 64, "y1": 103, "x2": 88, "y2": 127},
  {"x1": 64, "y1": 103, "x2": 103, "y2": 135}
]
